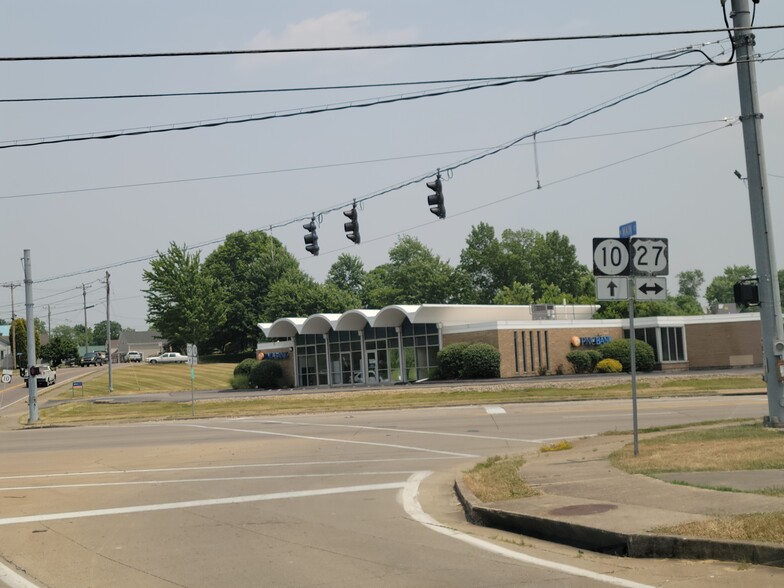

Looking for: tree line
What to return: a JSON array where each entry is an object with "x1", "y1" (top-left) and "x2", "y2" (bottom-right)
[{"x1": 142, "y1": 224, "x2": 784, "y2": 355}]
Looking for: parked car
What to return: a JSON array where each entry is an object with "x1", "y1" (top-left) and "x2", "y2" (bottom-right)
[
  {"x1": 126, "y1": 351, "x2": 143, "y2": 363},
  {"x1": 147, "y1": 352, "x2": 188, "y2": 364},
  {"x1": 24, "y1": 365, "x2": 56, "y2": 388},
  {"x1": 80, "y1": 352, "x2": 103, "y2": 367}
]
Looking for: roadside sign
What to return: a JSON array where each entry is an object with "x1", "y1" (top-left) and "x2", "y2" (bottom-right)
[
  {"x1": 595, "y1": 276, "x2": 629, "y2": 301},
  {"x1": 634, "y1": 277, "x2": 668, "y2": 300},
  {"x1": 619, "y1": 221, "x2": 637, "y2": 238},
  {"x1": 1, "y1": 374, "x2": 11, "y2": 384},
  {"x1": 630, "y1": 238, "x2": 669, "y2": 276},
  {"x1": 592, "y1": 238, "x2": 630, "y2": 276}
]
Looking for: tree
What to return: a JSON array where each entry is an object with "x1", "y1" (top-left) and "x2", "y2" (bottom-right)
[
  {"x1": 677, "y1": 269, "x2": 704, "y2": 298},
  {"x1": 143, "y1": 243, "x2": 226, "y2": 352},
  {"x1": 459, "y1": 222, "x2": 504, "y2": 303},
  {"x1": 705, "y1": 265, "x2": 755, "y2": 306},
  {"x1": 527, "y1": 231, "x2": 590, "y2": 299},
  {"x1": 40, "y1": 336, "x2": 78, "y2": 367},
  {"x1": 326, "y1": 254, "x2": 366, "y2": 297},
  {"x1": 203, "y1": 231, "x2": 299, "y2": 353},
  {"x1": 493, "y1": 281, "x2": 534, "y2": 305},
  {"x1": 11, "y1": 318, "x2": 40, "y2": 368},
  {"x1": 361, "y1": 236, "x2": 470, "y2": 306},
  {"x1": 91, "y1": 320, "x2": 123, "y2": 345},
  {"x1": 263, "y1": 271, "x2": 360, "y2": 320}
]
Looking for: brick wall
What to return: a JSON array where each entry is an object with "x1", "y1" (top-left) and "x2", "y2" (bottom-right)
[{"x1": 685, "y1": 321, "x2": 762, "y2": 368}]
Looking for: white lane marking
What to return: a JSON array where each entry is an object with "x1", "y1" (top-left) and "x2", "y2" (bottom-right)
[
  {"x1": 184, "y1": 423, "x2": 479, "y2": 458},
  {"x1": 0, "y1": 471, "x2": 417, "y2": 492},
  {"x1": 254, "y1": 418, "x2": 538, "y2": 443},
  {"x1": 484, "y1": 406, "x2": 506, "y2": 415},
  {"x1": 0, "y1": 457, "x2": 461, "y2": 482},
  {"x1": 400, "y1": 472, "x2": 653, "y2": 588},
  {"x1": 0, "y1": 562, "x2": 39, "y2": 588},
  {"x1": 0, "y1": 482, "x2": 405, "y2": 527}
]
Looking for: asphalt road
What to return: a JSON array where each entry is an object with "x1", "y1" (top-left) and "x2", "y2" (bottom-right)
[{"x1": 0, "y1": 393, "x2": 780, "y2": 587}]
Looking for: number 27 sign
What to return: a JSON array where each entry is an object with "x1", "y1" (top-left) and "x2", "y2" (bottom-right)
[{"x1": 593, "y1": 237, "x2": 668, "y2": 276}]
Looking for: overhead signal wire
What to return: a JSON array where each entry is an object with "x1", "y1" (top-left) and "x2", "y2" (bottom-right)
[
  {"x1": 0, "y1": 119, "x2": 731, "y2": 202},
  {"x1": 0, "y1": 46, "x2": 724, "y2": 150},
  {"x1": 1, "y1": 24, "x2": 782, "y2": 61}
]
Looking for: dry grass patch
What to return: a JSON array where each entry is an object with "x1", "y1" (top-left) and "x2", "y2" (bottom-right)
[
  {"x1": 610, "y1": 424, "x2": 784, "y2": 475},
  {"x1": 654, "y1": 512, "x2": 784, "y2": 545},
  {"x1": 540, "y1": 440, "x2": 574, "y2": 452},
  {"x1": 463, "y1": 455, "x2": 539, "y2": 503}
]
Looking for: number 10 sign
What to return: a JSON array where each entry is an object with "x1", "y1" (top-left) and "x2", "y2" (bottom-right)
[{"x1": 593, "y1": 237, "x2": 668, "y2": 276}]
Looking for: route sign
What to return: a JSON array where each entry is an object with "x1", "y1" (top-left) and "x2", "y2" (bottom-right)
[
  {"x1": 595, "y1": 276, "x2": 629, "y2": 301},
  {"x1": 630, "y1": 238, "x2": 669, "y2": 276},
  {"x1": 592, "y1": 238, "x2": 630, "y2": 276},
  {"x1": 619, "y1": 221, "x2": 637, "y2": 238},
  {"x1": 1, "y1": 374, "x2": 11, "y2": 384},
  {"x1": 634, "y1": 277, "x2": 668, "y2": 300}
]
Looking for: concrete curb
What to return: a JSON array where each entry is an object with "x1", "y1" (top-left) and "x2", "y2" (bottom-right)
[{"x1": 454, "y1": 479, "x2": 784, "y2": 567}]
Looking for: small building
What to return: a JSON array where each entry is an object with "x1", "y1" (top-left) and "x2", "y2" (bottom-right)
[
  {"x1": 0, "y1": 335, "x2": 11, "y2": 370},
  {"x1": 259, "y1": 304, "x2": 763, "y2": 389},
  {"x1": 116, "y1": 330, "x2": 164, "y2": 362}
]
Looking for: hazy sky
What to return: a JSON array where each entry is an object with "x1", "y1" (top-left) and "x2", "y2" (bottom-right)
[{"x1": 1, "y1": 1, "x2": 783, "y2": 332}]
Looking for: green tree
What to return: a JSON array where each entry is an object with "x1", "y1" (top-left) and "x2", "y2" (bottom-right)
[
  {"x1": 143, "y1": 243, "x2": 226, "y2": 352},
  {"x1": 11, "y1": 318, "x2": 40, "y2": 368},
  {"x1": 361, "y1": 236, "x2": 469, "y2": 306},
  {"x1": 263, "y1": 271, "x2": 360, "y2": 319},
  {"x1": 493, "y1": 281, "x2": 535, "y2": 305},
  {"x1": 326, "y1": 254, "x2": 366, "y2": 297},
  {"x1": 40, "y1": 335, "x2": 78, "y2": 367},
  {"x1": 91, "y1": 320, "x2": 123, "y2": 345},
  {"x1": 705, "y1": 265, "x2": 755, "y2": 306},
  {"x1": 677, "y1": 269, "x2": 704, "y2": 298},
  {"x1": 527, "y1": 231, "x2": 590, "y2": 299},
  {"x1": 203, "y1": 231, "x2": 299, "y2": 353},
  {"x1": 459, "y1": 222, "x2": 504, "y2": 303}
]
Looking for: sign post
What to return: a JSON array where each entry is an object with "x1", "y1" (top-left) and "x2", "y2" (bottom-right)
[
  {"x1": 593, "y1": 233, "x2": 670, "y2": 456},
  {"x1": 187, "y1": 344, "x2": 198, "y2": 416}
]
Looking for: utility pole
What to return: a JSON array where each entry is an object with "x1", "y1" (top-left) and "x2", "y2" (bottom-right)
[
  {"x1": 105, "y1": 271, "x2": 112, "y2": 392},
  {"x1": 2, "y1": 283, "x2": 18, "y2": 370},
  {"x1": 82, "y1": 284, "x2": 89, "y2": 355},
  {"x1": 731, "y1": 0, "x2": 784, "y2": 427},
  {"x1": 47, "y1": 304, "x2": 51, "y2": 340},
  {"x1": 23, "y1": 250, "x2": 37, "y2": 423}
]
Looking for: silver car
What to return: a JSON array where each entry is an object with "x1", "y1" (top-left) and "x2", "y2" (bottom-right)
[{"x1": 146, "y1": 352, "x2": 188, "y2": 364}]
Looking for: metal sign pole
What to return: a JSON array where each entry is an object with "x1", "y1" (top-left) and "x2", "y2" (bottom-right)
[{"x1": 628, "y1": 294, "x2": 639, "y2": 457}]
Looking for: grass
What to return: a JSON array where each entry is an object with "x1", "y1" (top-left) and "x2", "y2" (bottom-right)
[
  {"x1": 540, "y1": 440, "x2": 574, "y2": 452},
  {"x1": 609, "y1": 424, "x2": 784, "y2": 474},
  {"x1": 36, "y1": 372, "x2": 767, "y2": 426},
  {"x1": 463, "y1": 456, "x2": 539, "y2": 503},
  {"x1": 611, "y1": 423, "x2": 784, "y2": 544}
]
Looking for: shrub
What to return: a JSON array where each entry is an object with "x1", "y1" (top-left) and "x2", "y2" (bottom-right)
[
  {"x1": 596, "y1": 358, "x2": 623, "y2": 373},
  {"x1": 230, "y1": 374, "x2": 250, "y2": 389},
  {"x1": 586, "y1": 350, "x2": 603, "y2": 371},
  {"x1": 233, "y1": 358, "x2": 259, "y2": 377},
  {"x1": 598, "y1": 338, "x2": 656, "y2": 372},
  {"x1": 462, "y1": 343, "x2": 501, "y2": 379},
  {"x1": 566, "y1": 350, "x2": 593, "y2": 374},
  {"x1": 249, "y1": 361, "x2": 283, "y2": 389},
  {"x1": 437, "y1": 343, "x2": 470, "y2": 380}
]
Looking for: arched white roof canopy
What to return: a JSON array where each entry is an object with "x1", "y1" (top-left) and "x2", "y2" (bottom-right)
[
  {"x1": 335, "y1": 309, "x2": 380, "y2": 331},
  {"x1": 259, "y1": 318, "x2": 306, "y2": 338},
  {"x1": 373, "y1": 305, "x2": 419, "y2": 328},
  {"x1": 301, "y1": 314, "x2": 342, "y2": 335}
]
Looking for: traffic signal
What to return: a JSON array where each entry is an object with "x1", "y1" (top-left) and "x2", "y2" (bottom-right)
[
  {"x1": 28, "y1": 366, "x2": 39, "y2": 376},
  {"x1": 343, "y1": 203, "x2": 360, "y2": 244},
  {"x1": 427, "y1": 173, "x2": 445, "y2": 219},
  {"x1": 303, "y1": 215, "x2": 319, "y2": 256}
]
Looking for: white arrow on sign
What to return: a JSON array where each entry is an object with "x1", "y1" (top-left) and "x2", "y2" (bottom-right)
[
  {"x1": 634, "y1": 277, "x2": 667, "y2": 300},
  {"x1": 595, "y1": 276, "x2": 628, "y2": 301}
]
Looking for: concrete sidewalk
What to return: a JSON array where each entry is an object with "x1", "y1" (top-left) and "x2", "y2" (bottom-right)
[{"x1": 455, "y1": 433, "x2": 784, "y2": 567}]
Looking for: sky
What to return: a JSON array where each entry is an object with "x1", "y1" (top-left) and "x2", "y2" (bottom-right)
[{"x1": 1, "y1": 1, "x2": 783, "y2": 333}]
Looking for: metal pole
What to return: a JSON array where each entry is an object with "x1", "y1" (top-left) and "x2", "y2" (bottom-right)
[
  {"x1": 82, "y1": 284, "x2": 88, "y2": 356},
  {"x1": 628, "y1": 293, "x2": 638, "y2": 456},
  {"x1": 731, "y1": 0, "x2": 784, "y2": 426},
  {"x1": 3, "y1": 283, "x2": 18, "y2": 370},
  {"x1": 23, "y1": 250, "x2": 38, "y2": 423},
  {"x1": 106, "y1": 272, "x2": 112, "y2": 392}
]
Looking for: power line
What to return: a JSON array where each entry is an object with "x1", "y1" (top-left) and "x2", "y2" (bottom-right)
[
  {"x1": 0, "y1": 119, "x2": 730, "y2": 202},
  {"x1": 0, "y1": 48, "x2": 719, "y2": 150},
  {"x1": 1, "y1": 25, "x2": 782, "y2": 61}
]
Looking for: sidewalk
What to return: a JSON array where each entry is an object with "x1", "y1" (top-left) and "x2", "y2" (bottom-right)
[{"x1": 455, "y1": 433, "x2": 784, "y2": 567}]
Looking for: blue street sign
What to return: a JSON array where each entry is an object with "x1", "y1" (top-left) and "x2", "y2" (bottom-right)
[{"x1": 619, "y1": 221, "x2": 637, "y2": 238}]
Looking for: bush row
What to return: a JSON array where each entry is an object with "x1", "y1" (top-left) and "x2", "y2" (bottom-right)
[
  {"x1": 436, "y1": 342, "x2": 501, "y2": 380},
  {"x1": 231, "y1": 358, "x2": 283, "y2": 389},
  {"x1": 567, "y1": 339, "x2": 655, "y2": 374}
]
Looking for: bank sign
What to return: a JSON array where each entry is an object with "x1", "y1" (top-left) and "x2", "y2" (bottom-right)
[
  {"x1": 259, "y1": 352, "x2": 289, "y2": 360},
  {"x1": 572, "y1": 335, "x2": 612, "y2": 347}
]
